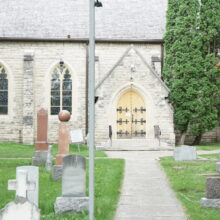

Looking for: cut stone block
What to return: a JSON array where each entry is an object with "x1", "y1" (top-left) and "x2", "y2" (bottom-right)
[
  {"x1": 54, "y1": 197, "x2": 89, "y2": 215},
  {"x1": 201, "y1": 198, "x2": 220, "y2": 209},
  {"x1": 206, "y1": 177, "x2": 220, "y2": 199},
  {"x1": 174, "y1": 145, "x2": 197, "y2": 161}
]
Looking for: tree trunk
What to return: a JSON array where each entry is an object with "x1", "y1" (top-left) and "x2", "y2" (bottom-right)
[
  {"x1": 192, "y1": 134, "x2": 202, "y2": 145},
  {"x1": 178, "y1": 131, "x2": 187, "y2": 145}
]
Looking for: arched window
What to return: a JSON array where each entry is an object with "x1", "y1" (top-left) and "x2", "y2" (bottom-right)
[
  {"x1": 51, "y1": 64, "x2": 72, "y2": 115},
  {"x1": 0, "y1": 65, "x2": 8, "y2": 115}
]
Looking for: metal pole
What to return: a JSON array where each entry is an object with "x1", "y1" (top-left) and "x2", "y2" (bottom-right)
[{"x1": 88, "y1": 0, "x2": 95, "y2": 220}]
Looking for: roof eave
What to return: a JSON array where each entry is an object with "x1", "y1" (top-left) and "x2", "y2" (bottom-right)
[{"x1": 0, "y1": 37, "x2": 164, "y2": 44}]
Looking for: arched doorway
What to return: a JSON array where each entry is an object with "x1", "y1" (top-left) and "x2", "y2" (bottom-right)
[{"x1": 116, "y1": 89, "x2": 146, "y2": 139}]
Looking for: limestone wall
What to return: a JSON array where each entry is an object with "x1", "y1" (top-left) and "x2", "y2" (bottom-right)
[
  {"x1": 0, "y1": 41, "x2": 87, "y2": 144},
  {"x1": 0, "y1": 41, "x2": 219, "y2": 146},
  {"x1": 94, "y1": 43, "x2": 175, "y2": 146}
]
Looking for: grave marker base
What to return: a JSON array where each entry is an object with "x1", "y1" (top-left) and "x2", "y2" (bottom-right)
[
  {"x1": 53, "y1": 165, "x2": 63, "y2": 180},
  {"x1": 32, "y1": 151, "x2": 48, "y2": 166},
  {"x1": 54, "y1": 197, "x2": 89, "y2": 215},
  {"x1": 201, "y1": 198, "x2": 220, "y2": 209}
]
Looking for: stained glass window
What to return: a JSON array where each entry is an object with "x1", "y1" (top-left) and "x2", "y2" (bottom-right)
[
  {"x1": 0, "y1": 66, "x2": 8, "y2": 115},
  {"x1": 51, "y1": 65, "x2": 72, "y2": 115}
]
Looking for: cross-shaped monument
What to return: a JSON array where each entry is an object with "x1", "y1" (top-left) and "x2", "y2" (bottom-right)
[
  {"x1": 0, "y1": 170, "x2": 40, "y2": 220},
  {"x1": 8, "y1": 170, "x2": 35, "y2": 198}
]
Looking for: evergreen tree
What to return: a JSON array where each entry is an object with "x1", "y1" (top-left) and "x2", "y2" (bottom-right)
[{"x1": 163, "y1": 0, "x2": 220, "y2": 145}]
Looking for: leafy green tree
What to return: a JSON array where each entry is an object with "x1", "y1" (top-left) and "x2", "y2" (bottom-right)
[{"x1": 163, "y1": 0, "x2": 220, "y2": 145}]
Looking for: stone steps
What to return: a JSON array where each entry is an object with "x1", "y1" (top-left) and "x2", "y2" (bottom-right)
[{"x1": 97, "y1": 139, "x2": 174, "y2": 151}]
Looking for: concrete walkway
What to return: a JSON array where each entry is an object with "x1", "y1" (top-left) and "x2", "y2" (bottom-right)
[{"x1": 106, "y1": 151, "x2": 188, "y2": 220}]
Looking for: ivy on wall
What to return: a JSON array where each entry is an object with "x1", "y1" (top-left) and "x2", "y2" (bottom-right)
[{"x1": 163, "y1": 0, "x2": 220, "y2": 144}]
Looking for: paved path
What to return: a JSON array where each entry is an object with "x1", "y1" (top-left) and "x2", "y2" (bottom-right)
[{"x1": 106, "y1": 151, "x2": 187, "y2": 220}]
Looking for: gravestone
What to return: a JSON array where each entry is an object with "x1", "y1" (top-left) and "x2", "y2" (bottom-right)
[
  {"x1": 54, "y1": 155, "x2": 89, "y2": 215},
  {"x1": 174, "y1": 145, "x2": 197, "y2": 161},
  {"x1": 217, "y1": 162, "x2": 220, "y2": 173},
  {"x1": 45, "y1": 145, "x2": 53, "y2": 172},
  {"x1": 201, "y1": 177, "x2": 220, "y2": 208},
  {"x1": 53, "y1": 110, "x2": 71, "y2": 180},
  {"x1": 0, "y1": 170, "x2": 40, "y2": 220},
  {"x1": 16, "y1": 166, "x2": 39, "y2": 206},
  {"x1": 32, "y1": 108, "x2": 49, "y2": 166},
  {"x1": 71, "y1": 129, "x2": 84, "y2": 151},
  {"x1": 0, "y1": 198, "x2": 40, "y2": 220},
  {"x1": 8, "y1": 170, "x2": 36, "y2": 198},
  {"x1": 154, "y1": 125, "x2": 161, "y2": 146}
]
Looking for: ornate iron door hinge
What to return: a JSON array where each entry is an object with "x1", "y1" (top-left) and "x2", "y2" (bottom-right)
[
  {"x1": 132, "y1": 118, "x2": 146, "y2": 125},
  {"x1": 117, "y1": 107, "x2": 129, "y2": 113},
  {"x1": 117, "y1": 119, "x2": 129, "y2": 125},
  {"x1": 133, "y1": 107, "x2": 146, "y2": 113},
  {"x1": 117, "y1": 130, "x2": 130, "y2": 137}
]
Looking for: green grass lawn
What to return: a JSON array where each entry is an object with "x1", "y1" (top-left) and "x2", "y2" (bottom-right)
[
  {"x1": 195, "y1": 142, "x2": 220, "y2": 151},
  {"x1": 199, "y1": 153, "x2": 220, "y2": 160},
  {"x1": 0, "y1": 142, "x2": 106, "y2": 158},
  {"x1": 0, "y1": 143, "x2": 123, "y2": 219},
  {"x1": 160, "y1": 155, "x2": 220, "y2": 220}
]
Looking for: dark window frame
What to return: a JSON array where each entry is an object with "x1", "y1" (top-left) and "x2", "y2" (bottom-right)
[{"x1": 50, "y1": 65, "x2": 72, "y2": 115}]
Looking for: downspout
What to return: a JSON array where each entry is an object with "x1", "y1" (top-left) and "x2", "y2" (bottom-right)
[
  {"x1": 86, "y1": 43, "x2": 89, "y2": 135},
  {"x1": 161, "y1": 43, "x2": 164, "y2": 77}
]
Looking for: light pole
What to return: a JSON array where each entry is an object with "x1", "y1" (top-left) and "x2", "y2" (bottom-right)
[{"x1": 88, "y1": 1, "x2": 102, "y2": 220}]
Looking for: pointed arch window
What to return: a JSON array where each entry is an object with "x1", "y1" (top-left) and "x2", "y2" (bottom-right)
[
  {"x1": 51, "y1": 64, "x2": 72, "y2": 115},
  {"x1": 0, "y1": 65, "x2": 8, "y2": 115}
]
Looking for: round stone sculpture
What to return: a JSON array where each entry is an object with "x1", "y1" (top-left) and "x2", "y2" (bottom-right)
[{"x1": 58, "y1": 110, "x2": 71, "y2": 122}]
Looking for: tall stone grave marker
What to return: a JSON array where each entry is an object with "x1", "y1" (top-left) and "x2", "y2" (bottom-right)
[
  {"x1": 53, "y1": 110, "x2": 71, "y2": 180},
  {"x1": 54, "y1": 155, "x2": 89, "y2": 215},
  {"x1": 174, "y1": 145, "x2": 197, "y2": 161},
  {"x1": 32, "y1": 108, "x2": 49, "y2": 166},
  {"x1": 46, "y1": 145, "x2": 53, "y2": 172},
  {"x1": 16, "y1": 166, "x2": 39, "y2": 206},
  {"x1": 201, "y1": 177, "x2": 220, "y2": 208},
  {"x1": 0, "y1": 170, "x2": 40, "y2": 220}
]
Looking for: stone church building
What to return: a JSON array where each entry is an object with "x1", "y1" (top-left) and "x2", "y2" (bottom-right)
[{"x1": 0, "y1": 0, "x2": 219, "y2": 149}]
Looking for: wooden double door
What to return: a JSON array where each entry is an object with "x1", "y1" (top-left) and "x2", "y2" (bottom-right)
[{"x1": 116, "y1": 90, "x2": 146, "y2": 139}]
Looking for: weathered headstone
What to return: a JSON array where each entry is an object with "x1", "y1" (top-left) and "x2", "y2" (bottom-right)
[
  {"x1": 32, "y1": 108, "x2": 49, "y2": 166},
  {"x1": 206, "y1": 178, "x2": 220, "y2": 199},
  {"x1": 16, "y1": 166, "x2": 39, "y2": 206},
  {"x1": 174, "y1": 145, "x2": 197, "y2": 161},
  {"x1": 54, "y1": 154, "x2": 89, "y2": 215},
  {"x1": 53, "y1": 110, "x2": 71, "y2": 180},
  {"x1": 0, "y1": 197, "x2": 40, "y2": 220},
  {"x1": 0, "y1": 170, "x2": 40, "y2": 220},
  {"x1": 154, "y1": 125, "x2": 161, "y2": 146},
  {"x1": 201, "y1": 177, "x2": 220, "y2": 208},
  {"x1": 45, "y1": 145, "x2": 53, "y2": 172},
  {"x1": 71, "y1": 129, "x2": 84, "y2": 151},
  {"x1": 62, "y1": 154, "x2": 86, "y2": 197},
  {"x1": 8, "y1": 170, "x2": 35, "y2": 198}
]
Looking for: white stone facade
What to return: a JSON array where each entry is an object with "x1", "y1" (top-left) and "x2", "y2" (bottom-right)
[
  {"x1": 0, "y1": 41, "x2": 87, "y2": 144},
  {"x1": 95, "y1": 44, "x2": 175, "y2": 147},
  {"x1": 0, "y1": 41, "x2": 219, "y2": 147}
]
